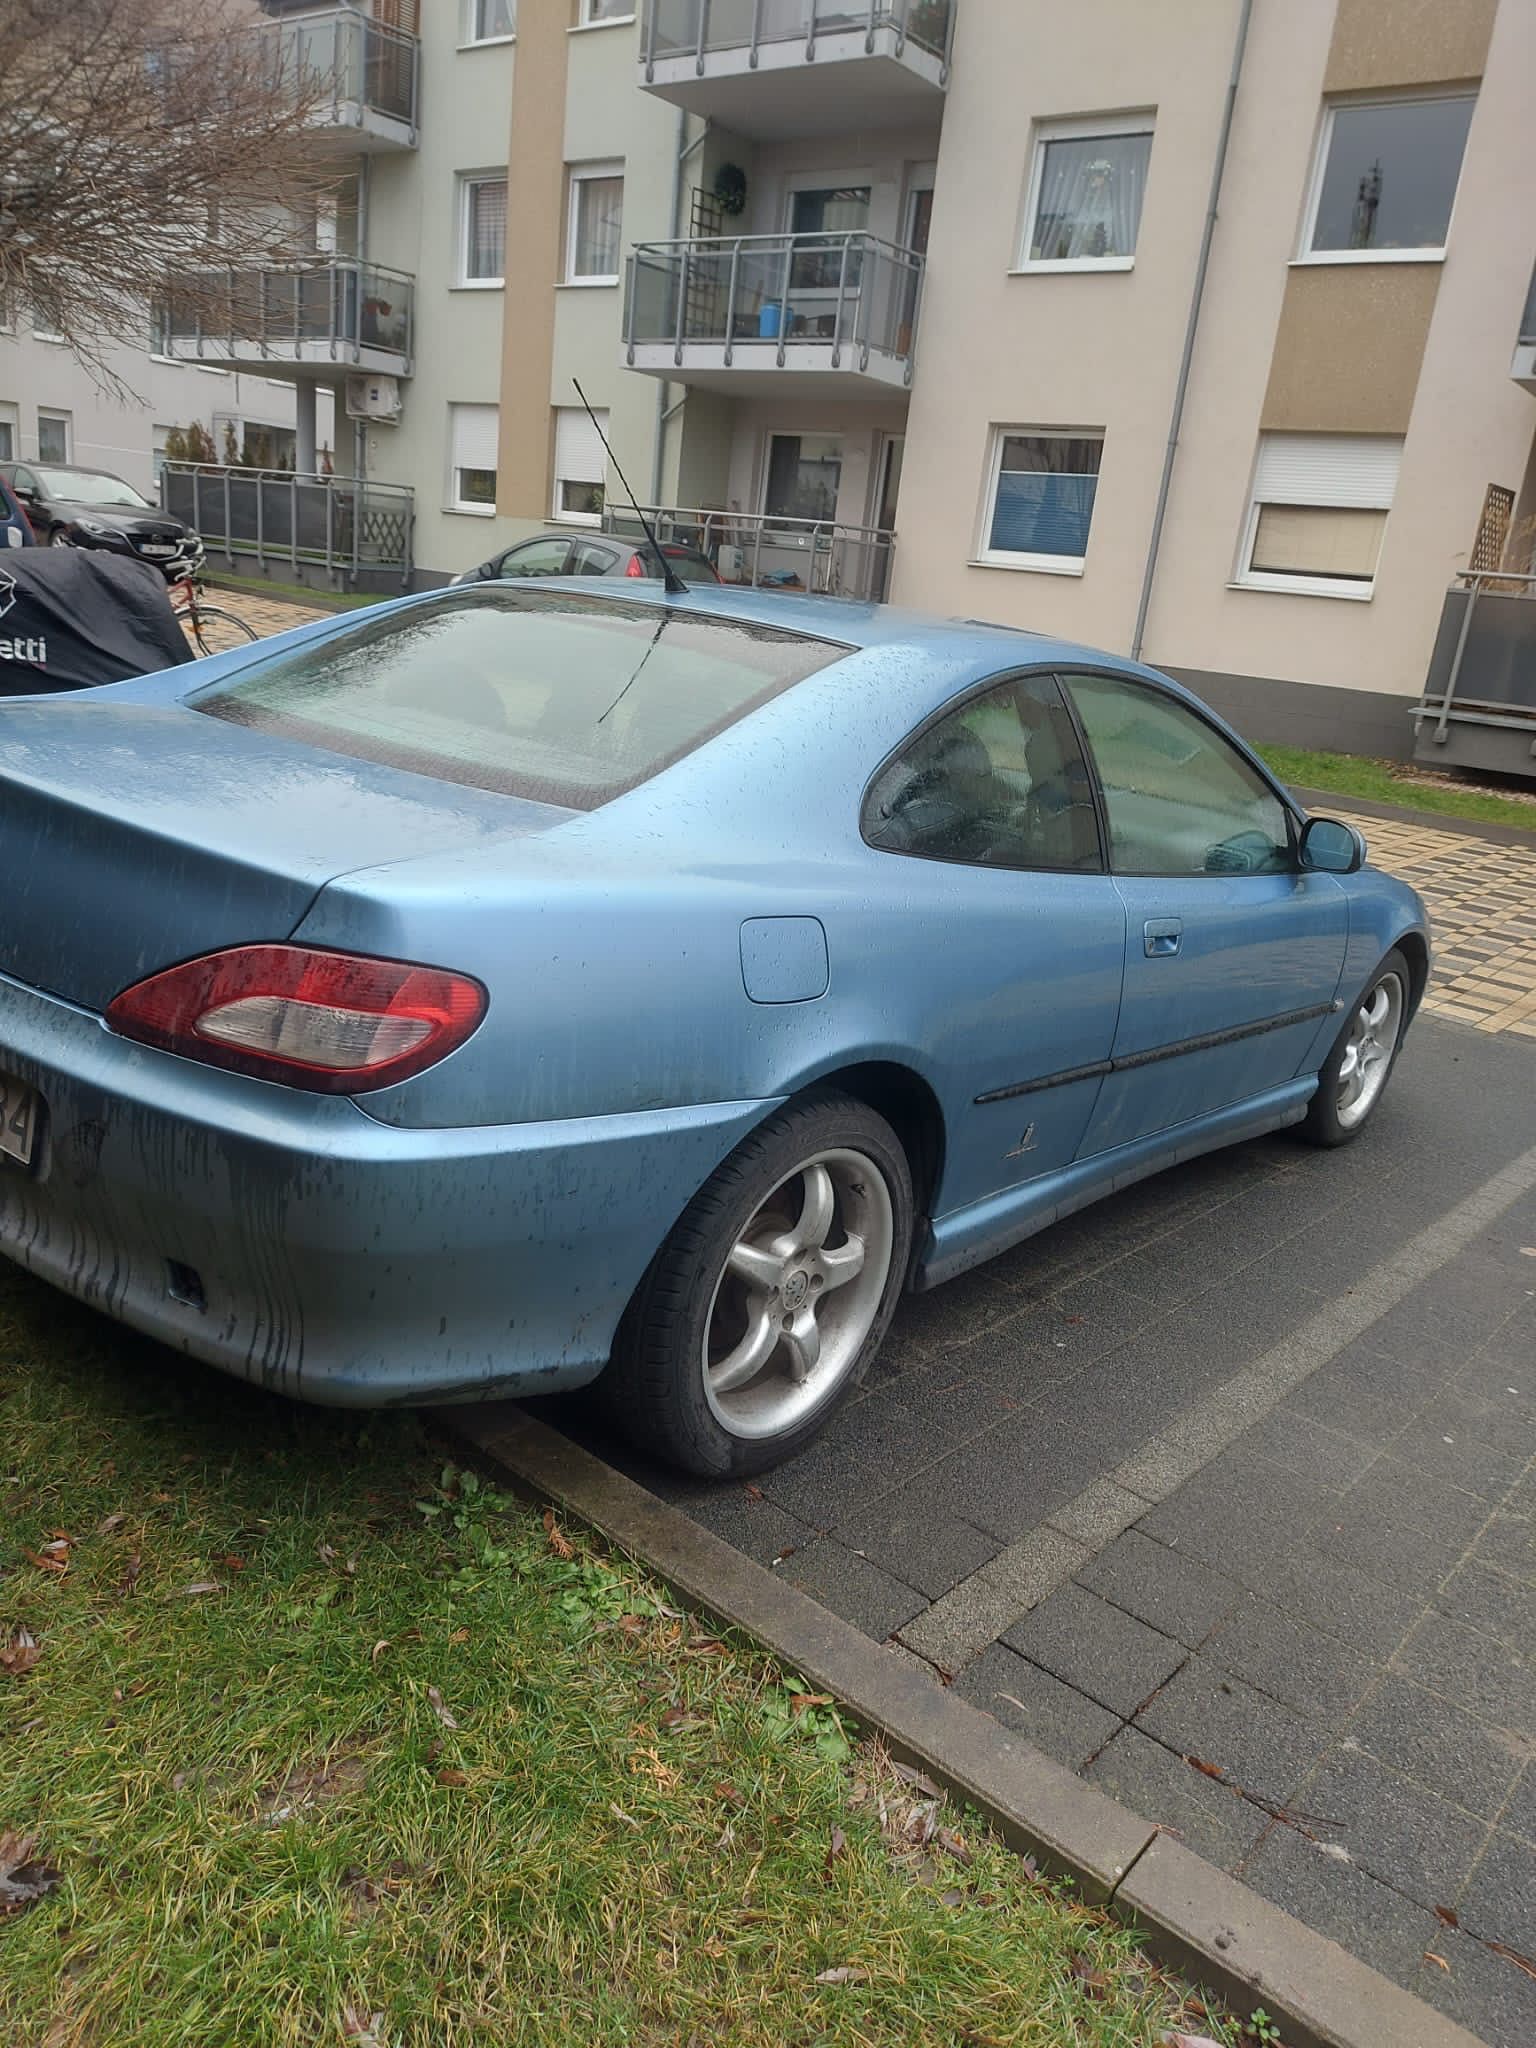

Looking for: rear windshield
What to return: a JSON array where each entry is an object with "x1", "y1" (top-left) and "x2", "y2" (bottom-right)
[{"x1": 191, "y1": 587, "x2": 841, "y2": 808}]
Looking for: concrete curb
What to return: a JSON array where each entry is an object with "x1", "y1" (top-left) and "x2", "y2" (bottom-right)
[
  {"x1": 1293, "y1": 783, "x2": 1536, "y2": 849},
  {"x1": 442, "y1": 1401, "x2": 1485, "y2": 2048}
]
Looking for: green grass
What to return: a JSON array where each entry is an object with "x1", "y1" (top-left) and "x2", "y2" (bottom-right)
[
  {"x1": 204, "y1": 570, "x2": 380, "y2": 612},
  {"x1": 0, "y1": 1269, "x2": 1248, "y2": 2048},
  {"x1": 1257, "y1": 744, "x2": 1536, "y2": 832}
]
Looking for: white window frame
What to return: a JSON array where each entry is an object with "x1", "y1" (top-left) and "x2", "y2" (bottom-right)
[
  {"x1": 565, "y1": 162, "x2": 624, "y2": 287},
  {"x1": 1295, "y1": 90, "x2": 1475, "y2": 267},
  {"x1": 37, "y1": 410, "x2": 72, "y2": 463},
  {"x1": 0, "y1": 405, "x2": 18, "y2": 465},
  {"x1": 552, "y1": 404, "x2": 608, "y2": 526},
  {"x1": 461, "y1": 0, "x2": 515, "y2": 46},
  {"x1": 1234, "y1": 433, "x2": 1402, "y2": 601},
  {"x1": 457, "y1": 171, "x2": 508, "y2": 289},
  {"x1": 448, "y1": 402, "x2": 500, "y2": 516},
  {"x1": 1015, "y1": 113, "x2": 1154, "y2": 275},
  {"x1": 973, "y1": 425, "x2": 1103, "y2": 576},
  {"x1": 573, "y1": 0, "x2": 636, "y2": 28}
]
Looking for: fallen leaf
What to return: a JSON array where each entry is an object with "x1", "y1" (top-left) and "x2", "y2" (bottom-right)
[
  {"x1": 1070, "y1": 1954, "x2": 1110, "y2": 1996},
  {"x1": 824, "y1": 1825, "x2": 847, "y2": 1876},
  {"x1": 742, "y1": 1483, "x2": 765, "y2": 1503},
  {"x1": 340, "y1": 2007, "x2": 389, "y2": 2048},
  {"x1": 116, "y1": 1553, "x2": 142, "y2": 1595},
  {"x1": 448, "y1": 1628, "x2": 469, "y2": 1646},
  {"x1": 609, "y1": 1802, "x2": 640, "y2": 1829},
  {"x1": 940, "y1": 1887, "x2": 966, "y2": 1908},
  {"x1": 1186, "y1": 1755, "x2": 1227, "y2": 1782},
  {"x1": 936, "y1": 1827, "x2": 973, "y2": 1867},
  {"x1": 435, "y1": 1768, "x2": 469, "y2": 1788},
  {"x1": 318, "y1": 1542, "x2": 339, "y2": 1565},
  {"x1": 542, "y1": 1509, "x2": 574, "y2": 1561},
  {"x1": 370, "y1": 1640, "x2": 390, "y2": 1664},
  {"x1": 0, "y1": 1628, "x2": 40, "y2": 1678},
  {"x1": 177, "y1": 1582, "x2": 223, "y2": 1597},
  {"x1": 0, "y1": 1832, "x2": 62, "y2": 1916},
  {"x1": 23, "y1": 1549, "x2": 68, "y2": 1575},
  {"x1": 659, "y1": 1704, "x2": 700, "y2": 1732},
  {"x1": 219, "y1": 1555, "x2": 246, "y2": 1572},
  {"x1": 1434, "y1": 1905, "x2": 1460, "y2": 1929},
  {"x1": 1422, "y1": 1951, "x2": 1451, "y2": 1972},
  {"x1": 425, "y1": 1686, "x2": 458, "y2": 1730},
  {"x1": 1162, "y1": 2035, "x2": 1225, "y2": 2047},
  {"x1": 684, "y1": 1636, "x2": 727, "y2": 1657},
  {"x1": 889, "y1": 1761, "x2": 941, "y2": 1797},
  {"x1": 1519, "y1": 1247, "x2": 1536, "y2": 1258},
  {"x1": 96, "y1": 1512, "x2": 126, "y2": 1537},
  {"x1": 1488, "y1": 1942, "x2": 1536, "y2": 1983},
  {"x1": 790, "y1": 1692, "x2": 833, "y2": 1714},
  {"x1": 714, "y1": 1782, "x2": 745, "y2": 1808},
  {"x1": 814, "y1": 1966, "x2": 868, "y2": 1985}
]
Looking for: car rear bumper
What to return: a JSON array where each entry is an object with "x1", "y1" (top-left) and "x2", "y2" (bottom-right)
[{"x1": 0, "y1": 969, "x2": 770, "y2": 1406}]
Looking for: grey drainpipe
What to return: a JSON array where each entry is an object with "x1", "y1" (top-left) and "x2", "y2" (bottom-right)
[
  {"x1": 651, "y1": 110, "x2": 708, "y2": 504},
  {"x1": 1130, "y1": 0, "x2": 1253, "y2": 662}
]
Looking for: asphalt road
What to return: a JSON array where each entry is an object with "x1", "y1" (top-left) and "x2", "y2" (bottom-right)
[{"x1": 545, "y1": 1013, "x2": 1536, "y2": 2048}]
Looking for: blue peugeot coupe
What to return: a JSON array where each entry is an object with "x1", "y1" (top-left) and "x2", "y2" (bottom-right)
[{"x1": 0, "y1": 584, "x2": 1428, "y2": 1473}]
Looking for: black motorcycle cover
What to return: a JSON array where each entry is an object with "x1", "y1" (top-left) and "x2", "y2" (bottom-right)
[{"x1": 0, "y1": 551, "x2": 192, "y2": 696}]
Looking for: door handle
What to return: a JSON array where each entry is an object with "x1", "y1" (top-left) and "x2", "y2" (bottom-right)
[{"x1": 1144, "y1": 918, "x2": 1182, "y2": 958}]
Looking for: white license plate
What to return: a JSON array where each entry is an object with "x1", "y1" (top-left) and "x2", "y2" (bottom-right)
[
  {"x1": 0, "y1": 1071, "x2": 39, "y2": 1167},
  {"x1": 139, "y1": 543, "x2": 175, "y2": 557}
]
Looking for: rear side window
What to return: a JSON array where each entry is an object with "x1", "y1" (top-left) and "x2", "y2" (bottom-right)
[
  {"x1": 192, "y1": 587, "x2": 842, "y2": 808},
  {"x1": 864, "y1": 673, "x2": 1102, "y2": 873}
]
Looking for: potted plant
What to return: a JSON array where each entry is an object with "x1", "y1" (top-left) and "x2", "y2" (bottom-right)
[{"x1": 713, "y1": 163, "x2": 747, "y2": 218}]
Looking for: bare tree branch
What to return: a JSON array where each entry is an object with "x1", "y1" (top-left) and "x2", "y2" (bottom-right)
[{"x1": 0, "y1": 0, "x2": 344, "y2": 388}]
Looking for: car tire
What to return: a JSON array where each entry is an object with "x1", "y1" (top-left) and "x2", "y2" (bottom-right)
[
  {"x1": 47, "y1": 527, "x2": 69, "y2": 546},
  {"x1": 1299, "y1": 947, "x2": 1410, "y2": 1148},
  {"x1": 604, "y1": 1090, "x2": 914, "y2": 1478}
]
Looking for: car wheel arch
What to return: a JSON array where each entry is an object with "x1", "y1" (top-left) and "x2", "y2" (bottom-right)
[
  {"x1": 781, "y1": 1059, "x2": 946, "y2": 1227},
  {"x1": 1393, "y1": 927, "x2": 1430, "y2": 1019}
]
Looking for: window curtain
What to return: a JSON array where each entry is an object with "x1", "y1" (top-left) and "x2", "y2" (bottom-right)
[
  {"x1": 1031, "y1": 133, "x2": 1150, "y2": 262},
  {"x1": 469, "y1": 179, "x2": 507, "y2": 279},
  {"x1": 990, "y1": 436, "x2": 1101, "y2": 558},
  {"x1": 577, "y1": 177, "x2": 624, "y2": 278}
]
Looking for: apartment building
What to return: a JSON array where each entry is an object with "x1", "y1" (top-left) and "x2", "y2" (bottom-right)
[
  {"x1": 0, "y1": 324, "x2": 329, "y2": 501},
  {"x1": 145, "y1": 0, "x2": 1536, "y2": 763}
]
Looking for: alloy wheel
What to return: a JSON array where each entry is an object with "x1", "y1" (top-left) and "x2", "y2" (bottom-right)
[
  {"x1": 701, "y1": 1148, "x2": 894, "y2": 1440},
  {"x1": 1336, "y1": 970, "x2": 1405, "y2": 1130}
]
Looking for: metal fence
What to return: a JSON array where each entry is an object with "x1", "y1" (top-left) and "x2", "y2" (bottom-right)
[
  {"x1": 164, "y1": 260, "x2": 414, "y2": 366},
  {"x1": 603, "y1": 503, "x2": 895, "y2": 602},
  {"x1": 642, "y1": 0, "x2": 955, "y2": 68},
  {"x1": 625, "y1": 231, "x2": 923, "y2": 376},
  {"x1": 257, "y1": 6, "x2": 419, "y2": 132},
  {"x1": 161, "y1": 464, "x2": 414, "y2": 589}
]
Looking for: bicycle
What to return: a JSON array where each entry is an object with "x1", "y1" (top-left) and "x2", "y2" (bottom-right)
[{"x1": 169, "y1": 577, "x2": 260, "y2": 658}]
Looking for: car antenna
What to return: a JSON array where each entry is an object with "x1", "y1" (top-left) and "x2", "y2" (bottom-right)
[{"x1": 572, "y1": 378, "x2": 688, "y2": 599}]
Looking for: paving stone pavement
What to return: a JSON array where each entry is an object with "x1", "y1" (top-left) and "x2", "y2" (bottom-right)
[{"x1": 548, "y1": 1015, "x2": 1536, "y2": 2048}]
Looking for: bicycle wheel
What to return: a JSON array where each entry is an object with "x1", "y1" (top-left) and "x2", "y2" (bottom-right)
[{"x1": 186, "y1": 605, "x2": 260, "y2": 657}]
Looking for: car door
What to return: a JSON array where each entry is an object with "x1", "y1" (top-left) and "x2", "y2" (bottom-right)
[
  {"x1": 9, "y1": 466, "x2": 43, "y2": 529},
  {"x1": 1060, "y1": 670, "x2": 1348, "y2": 1155},
  {"x1": 494, "y1": 537, "x2": 572, "y2": 578},
  {"x1": 862, "y1": 671, "x2": 1126, "y2": 1209}
]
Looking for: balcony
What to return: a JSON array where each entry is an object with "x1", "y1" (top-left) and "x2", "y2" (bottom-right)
[
  {"x1": 605, "y1": 505, "x2": 895, "y2": 601},
  {"x1": 1514, "y1": 258, "x2": 1536, "y2": 392},
  {"x1": 624, "y1": 232, "x2": 922, "y2": 396},
  {"x1": 163, "y1": 260, "x2": 414, "y2": 376},
  {"x1": 161, "y1": 463, "x2": 414, "y2": 594},
  {"x1": 259, "y1": 6, "x2": 419, "y2": 151},
  {"x1": 639, "y1": 0, "x2": 953, "y2": 138}
]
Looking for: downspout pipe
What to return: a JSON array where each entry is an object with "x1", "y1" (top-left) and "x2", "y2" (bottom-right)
[
  {"x1": 1130, "y1": 0, "x2": 1253, "y2": 662},
  {"x1": 651, "y1": 110, "x2": 708, "y2": 505}
]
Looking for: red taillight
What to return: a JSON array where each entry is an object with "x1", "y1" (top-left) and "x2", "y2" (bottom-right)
[
  {"x1": 105, "y1": 945, "x2": 487, "y2": 1094},
  {"x1": 624, "y1": 553, "x2": 646, "y2": 577}
]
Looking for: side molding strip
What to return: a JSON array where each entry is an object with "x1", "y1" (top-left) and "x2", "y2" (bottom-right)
[{"x1": 975, "y1": 1001, "x2": 1336, "y2": 1107}]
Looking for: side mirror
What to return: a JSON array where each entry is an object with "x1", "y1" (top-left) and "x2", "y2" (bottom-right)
[{"x1": 1299, "y1": 815, "x2": 1366, "y2": 874}]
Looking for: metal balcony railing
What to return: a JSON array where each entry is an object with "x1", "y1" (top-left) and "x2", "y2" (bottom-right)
[
  {"x1": 258, "y1": 6, "x2": 419, "y2": 132},
  {"x1": 642, "y1": 0, "x2": 955, "y2": 72},
  {"x1": 161, "y1": 463, "x2": 414, "y2": 588},
  {"x1": 602, "y1": 503, "x2": 895, "y2": 602},
  {"x1": 164, "y1": 260, "x2": 414, "y2": 365},
  {"x1": 625, "y1": 231, "x2": 923, "y2": 377}
]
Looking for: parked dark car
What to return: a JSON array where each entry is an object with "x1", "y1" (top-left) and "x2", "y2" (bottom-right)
[
  {"x1": 0, "y1": 475, "x2": 35, "y2": 550},
  {"x1": 451, "y1": 529, "x2": 720, "y2": 586},
  {"x1": 0, "y1": 462, "x2": 203, "y2": 580}
]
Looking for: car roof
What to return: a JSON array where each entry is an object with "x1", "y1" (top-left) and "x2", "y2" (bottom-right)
[{"x1": 554, "y1": 575, "x2": 1149, "y2": 678}]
